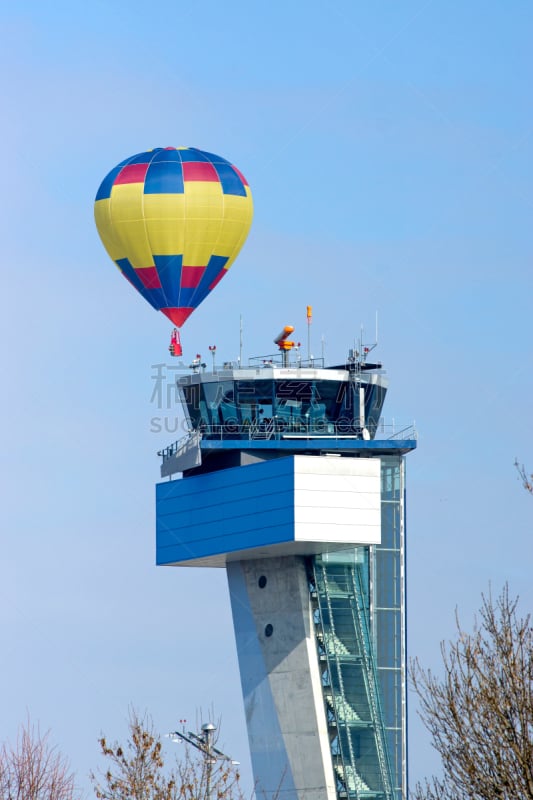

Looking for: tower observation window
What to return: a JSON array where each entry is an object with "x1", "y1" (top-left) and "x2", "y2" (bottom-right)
[{"x1": 179, "y1": 375, "x2": 386, "y2": 438}]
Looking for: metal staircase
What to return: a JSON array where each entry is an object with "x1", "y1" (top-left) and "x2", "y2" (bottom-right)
[
  {"x1": 310, "y1": 557, "x2": 394, "y2": 800},
  {"x1": 334, "y1": 764, "x2": 371, "y2": 794},
  {"x1": 350, "y1": 564, "x2": 393, "y2": 800}
]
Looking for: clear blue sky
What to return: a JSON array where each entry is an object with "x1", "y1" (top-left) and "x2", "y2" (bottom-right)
[{"x1": 1, "y1": 0, "x2": 532, "y2": 793}]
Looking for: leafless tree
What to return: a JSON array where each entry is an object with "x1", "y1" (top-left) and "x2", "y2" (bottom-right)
[
  {"x1": 515, "y1": 459, "x2": 533, "y2": 495},
  {"x1": 0, "y1": 718, "x2": 78, "y2": 800},
  {"x1": 410, "y1": 585, "x2": 533, "y2": 800},
  {"x1": 90, "y1": 709, "x2": 247, "y2": 800}
]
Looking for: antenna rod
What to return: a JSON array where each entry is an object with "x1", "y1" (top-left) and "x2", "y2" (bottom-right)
[
  {"x1": 239, "y1": 315, "x2": 243, "y2": 366},
  {"x1": 306, "y1": 305, "x2": 312, "y2": 363}
]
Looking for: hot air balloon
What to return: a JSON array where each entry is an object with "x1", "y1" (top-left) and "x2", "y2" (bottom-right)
[{"x1": 94, "y1": 146, "x2": 253, "y2": 351}]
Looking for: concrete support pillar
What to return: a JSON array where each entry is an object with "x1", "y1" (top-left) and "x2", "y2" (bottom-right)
[{"x1": 227, "y1": 556, "x2": 337, "y2": 800}]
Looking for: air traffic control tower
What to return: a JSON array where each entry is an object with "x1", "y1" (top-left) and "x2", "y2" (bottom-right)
[{"x1": 156, "y1": 331, "x2": 416, "y2": 800}]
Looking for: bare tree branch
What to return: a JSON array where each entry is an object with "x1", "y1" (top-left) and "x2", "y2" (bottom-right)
[
  {"x1": 410, "y1": 585, "x2": 533, "y2": 800},
  {"x1": 514, "y1": 460, "x2": 533, "y2": 495},
  {"x1": 0, "y1": 717, "x2": 78, "y2": 800}
]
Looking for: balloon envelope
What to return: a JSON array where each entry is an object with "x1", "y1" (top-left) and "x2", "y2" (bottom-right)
[{"x1": 94, "y1": 147, "x2": 253, "y2": 327}]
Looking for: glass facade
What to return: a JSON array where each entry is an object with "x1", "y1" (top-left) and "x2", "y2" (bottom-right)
[
  {"x1": 310, "y1": 456, "x2": 405, "y2": 799},
  {"x1": 373, "y1": 456, "x2": 405, "y2": 798},
  {"x1": 180, "y1": 375, "x2": 387, "y2": 439}
]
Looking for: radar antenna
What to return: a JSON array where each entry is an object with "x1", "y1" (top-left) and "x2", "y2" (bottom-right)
[{"x1": 274, "y1": 325, "x2": 295, "y2": 367}]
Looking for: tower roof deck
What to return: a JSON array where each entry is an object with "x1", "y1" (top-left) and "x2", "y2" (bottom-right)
[{"x1": 158, "y1": 359, "x2": 416, "y2": 477}]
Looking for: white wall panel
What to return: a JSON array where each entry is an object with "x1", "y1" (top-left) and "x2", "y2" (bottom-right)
[{"x1": 293, "y1": 455, "x2": 381, "y2": 545}]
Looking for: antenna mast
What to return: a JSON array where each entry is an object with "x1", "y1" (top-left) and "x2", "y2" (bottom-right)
[{"x1": 307, "y1": 305, "x2": 312, "y2": 363}]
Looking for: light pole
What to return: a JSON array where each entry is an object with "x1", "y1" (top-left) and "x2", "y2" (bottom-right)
[
  {"x1": 201, "y1": 722, "x2": 215, "y2": 800},
  {"x1": 167, "y1": 721, "x2": 239, "y2": 800}
]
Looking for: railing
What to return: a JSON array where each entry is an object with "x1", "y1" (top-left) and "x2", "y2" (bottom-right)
[
  {"x1": 158, "y1": 421, "x2": 417, "y2": 463},
  {"x1": 247, "y1": 353, "x2": 326, "y2": 369},
  {"x1": 157, "y1": 432, "x2": 195, "y2": 461},
  {"x1": 374, "y1": 421, "x2": 417, "y2": 440}
]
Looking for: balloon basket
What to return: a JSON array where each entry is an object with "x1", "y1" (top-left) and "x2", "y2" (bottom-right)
[{"x1": 169, "y1": 328, "x2": 183, "y2": 357}]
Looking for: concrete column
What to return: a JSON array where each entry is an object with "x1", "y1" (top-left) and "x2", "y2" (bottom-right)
[{"x1": 227, "y1": 556, "x2": 337, "y2": 800}]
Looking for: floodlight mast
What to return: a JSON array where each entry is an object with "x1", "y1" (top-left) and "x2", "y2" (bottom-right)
[{"x1": 168, "y1": 722, "x2": 239, "y2": 800}]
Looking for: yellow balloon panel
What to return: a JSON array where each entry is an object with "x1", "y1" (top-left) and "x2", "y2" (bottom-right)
[
  {"x1": 94, "y1": 199, "x2": 123, "y2": 261},
  {"x1": 112, "y1": 220, "x2": 154, "y2": 268},
  {"x1": 109, "y1": 182, "x2": 145, "y2": 221},
  {"x1": 183, "y1": 245, "x2": 219, "y2": 267},
  {"x1": 183, "y1": 180, "x2": 223, "y2": 202},
  {"x1": 221, "y1": 193, "x2": 254, "y2": 220},
  {"x1": 143, "y1": 193, "x2": 187, "y2": 220},
  {"x1": 215, "y1": 220, "x2": 251, "y2": 255},
  {"x1": 143, "y1": 219, "x2": 186, "y2": 257}
]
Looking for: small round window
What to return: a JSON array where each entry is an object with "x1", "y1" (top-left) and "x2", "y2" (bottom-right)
[
  {"x1": 264, "y1": 624, "x2": 273, "y2": 637},
  {"x1": 258, "y1": 576, "x2": 267, "y2": 589}
]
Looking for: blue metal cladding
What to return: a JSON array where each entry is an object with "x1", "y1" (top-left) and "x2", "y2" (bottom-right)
[{"x1": 156, "y1": 457, "x2": 297, "y2": 565}]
